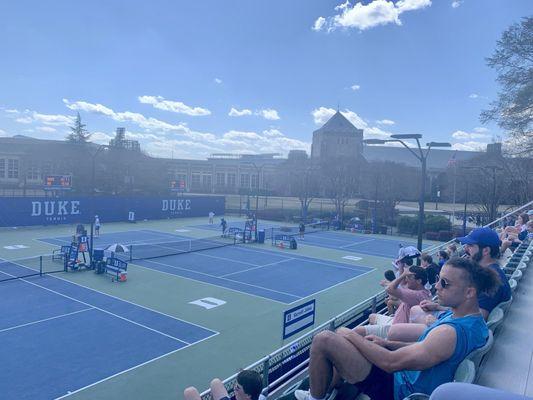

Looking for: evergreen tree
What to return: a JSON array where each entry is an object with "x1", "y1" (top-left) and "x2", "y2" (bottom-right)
[{"x1": 67, "y1": 112, "x2": 91, "y2": 142}]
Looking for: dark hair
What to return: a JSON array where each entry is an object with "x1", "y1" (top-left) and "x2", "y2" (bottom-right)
[
  {"x1": 438, "y1": 250, "x2": 450, "y2": 260},
  {"x1": 237, "y1": 370, "x2": 263, "y2": 400},
  {"x1": 518, "y1": 213, "x2": 529, "y2": 224},
  {"x1": 446, "y1": 257, "x2": 500, "y2": 296},
  {"x1": 478, "y1": 243, "x2": 501, "y2": 259},
  {"x1": 409, "y1": 266, "x2": 428, "y2": 286},
  {"x1": 402, "y1": 257, "x2": 414, "y2": 266},
  {"x1": 421, "y1": 253, "x2": 433, "y2": 264},
  {"x1": 448, "y1": 244, "x2": 457, "y2": 252},
  {"x1": 384, "y1": 269, "x2": 396, "y2": 281}
]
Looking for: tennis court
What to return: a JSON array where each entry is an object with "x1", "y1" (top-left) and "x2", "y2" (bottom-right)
[
  {"x1": 0, "y1": 258, "x2": 217, "y2": 400},
  {"x1": 39, "y1": 229, "x2": 373, "y2": 304},
  {"x1": 192, "y1": 221, "x2": 426, "y2": 259}
]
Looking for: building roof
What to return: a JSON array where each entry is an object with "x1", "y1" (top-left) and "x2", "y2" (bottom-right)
[
  {"x1": 313, "y1": 111, "x2": 363, "y2": 136},
  {"x1": 363, "y1": 145, "x2": 483, "y2": 170}
]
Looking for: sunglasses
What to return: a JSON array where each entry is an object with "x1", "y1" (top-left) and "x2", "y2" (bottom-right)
[{"x1": 438, "y1": 277, "x2": 452, "y2": 289}]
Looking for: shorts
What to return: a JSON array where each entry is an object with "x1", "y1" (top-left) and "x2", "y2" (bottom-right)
[
  {"x1": 374, "y1": 314, "x2": 394, "y2": 325},
  {"x1": 364, "y1": 323, "x2": 392, "y2": 338},
  {"x1": 354, "y1": 365, "x2": 394, "y2": 400}
]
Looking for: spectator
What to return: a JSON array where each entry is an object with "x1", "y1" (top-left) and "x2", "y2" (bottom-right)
[
  {"x1": 295, "y1": 257, "x2": 498, "y2": 400},
  {"x1": 446, "y1": 244, "x2": 458, "y2": 258},
  {"x1": 220, "y1": 218, "x2": 228, "y2": 236},
  {"x1": 420, "y1": 253, "x2": 440, "y2": 286},
  {"x1": 381, "y1": 270, "x2": 399, "y2": 315},
  {"x1": 430, "y1": 382, "x2": 533, "y2": 400},
  {"x1": 389, "y1": 227, "x2": 511, "y2": 342},
  {"x1": 500, "y1": 213, "x2": 529, "y2": 241},
  {"x1": 94, "y1": 215, "x2": 101, "y2": 237},
  {"x1": 501, "y1": 214, "x2": 530, "y2": 254},
  {"x1": 299, "y1": 222, "x2": 305, "y2": 239},
  {"x1": 209, "y1": 211, "x2": 215, "y2": 224},
  {"x1": 437, "y1": 250, "x2": 449, "y2": 268},
  {"x1": 354, "y1": 266, "x2": 430, "y2": 339},
  {"x1": 184, "y1": 370, "x2": 263, "y2": 400}
]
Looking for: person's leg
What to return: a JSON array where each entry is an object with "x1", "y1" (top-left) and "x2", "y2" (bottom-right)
[
  {"x1": 184, "y1": 386, "x2": 202, "y2": 400},
  {"x1": 308, "y1": 330, "x2": 372, "y2": 399},
  {"x1": 387, "y1": 323, "x2": 426, "y2": 342},
  {"x1": 210, "y1": 379, "x2": 229, "y2": 400},
  {"x1": 430, "y1": 382, "x2": 532, "y2": 400}
]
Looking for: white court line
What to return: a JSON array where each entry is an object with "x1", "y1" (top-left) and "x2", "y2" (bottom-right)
[
  {"x1": 1, "y1": 259, "x2": 218, "y2": 335},
  {"x1": 142, "y1": 259, "x2": 302, "y2": 300},
  {"x1": 340, "y1": 238, "x2": 375, "y2": 248},
  {"x1": 54, "y1": 332, "x2": 217, "y2": 400},
  {"x1": 0, "y1": 308, "x2": 93, "y2": 334},
  {"x1": 196, "y1": 251, "x2": 263, "y2": 267},
  {"x1": 220, "y1": 258, "x2": 294, "y2": 278},
  {"x1": 129, "y1": 262, "x2": 293, "y2": 305},
  {"x1": 235, "y1": 245, "x2": 372, "y2": 273},
  {"x1": 0, "y1": 267, "x2": 190, "y2": 345}
]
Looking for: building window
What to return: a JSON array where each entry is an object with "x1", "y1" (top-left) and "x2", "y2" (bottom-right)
[
  {"x1": 240, "y1": 173, "x2": 250, "y2": 188},
  {"x1": 251, "y1": 174, "x2": 258, "y2": 189},
  {"x1": 26, "y1": 165, "x2": 40, "y2": 181},
  {"x1": 191, "y1": 173, "x2": 201, "y2": 187},
  {"x1": 216, "y1": 172, "x2": 225, "y2": 186},
  {"x1": 7, "y1": 159, "x2": 19, "y2": 179},
  {"x1": 227, "y1": 173, "x2": 236, "y2": 187},
  {"x1": 202, "y1": 174, "x2": 212, "y2": 187},
  {"x1": 0, "y1": 159, "x2": 5, "y2": 178}
]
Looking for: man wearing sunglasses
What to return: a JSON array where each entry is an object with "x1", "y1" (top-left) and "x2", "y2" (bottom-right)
[{"x1": 295, "y1": 257, "x2": 499, "y2": 400}]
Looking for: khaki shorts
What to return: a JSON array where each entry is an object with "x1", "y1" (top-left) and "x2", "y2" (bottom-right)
[{"x1": 365, "y1": 314, "x2": 393, "y2": 338}]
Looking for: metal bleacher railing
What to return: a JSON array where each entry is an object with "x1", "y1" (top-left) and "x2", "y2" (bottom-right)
[{"x1": 200, "y1": 200, "x2": 533, "y2": 400}]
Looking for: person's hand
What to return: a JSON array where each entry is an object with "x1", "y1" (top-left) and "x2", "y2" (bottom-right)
[
  {"x1": 419, "y1": 300, "x2": 439, "y2": 312},
  {"x1": 379, "y1": 279, "x2": 390, "y2": 287},
  {"x1": 365, "y1": 335, "x2": 387, "y2": 347}
]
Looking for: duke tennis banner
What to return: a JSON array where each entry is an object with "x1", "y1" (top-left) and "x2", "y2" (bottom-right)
[
  {"x1": 0, "y1": 196, "x2": 225, "y2": 226},
  {"x1": 283, "y1": 299, "x2": 316, "y2": 340}
]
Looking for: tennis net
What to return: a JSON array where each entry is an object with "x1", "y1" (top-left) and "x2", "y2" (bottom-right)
[
  {"x1": 265, "y1": 220, "x2": 330, "y2": 240},
  {"x1": 0, "y1": 254, "x2": 65, "y2": 283},
  {"x1": 120, "y1": 233, "x2": 239, "y2": 262}
]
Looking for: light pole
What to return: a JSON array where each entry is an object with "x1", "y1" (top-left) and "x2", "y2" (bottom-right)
[
  {"x1": 88, "y1": 144, "x2": 109, "y2": 259},
  {"x1": 364, "y1": 135, "x2": 451, "y2": 252}
]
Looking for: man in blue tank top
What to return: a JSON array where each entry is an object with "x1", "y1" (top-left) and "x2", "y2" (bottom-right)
[{"x1": 295, "y1": 257, "x2": 499, "y2": 400}]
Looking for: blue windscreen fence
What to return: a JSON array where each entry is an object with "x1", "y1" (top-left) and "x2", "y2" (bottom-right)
[{"x1": 0, "y1": 195, "x2": 225, "y2": 227}]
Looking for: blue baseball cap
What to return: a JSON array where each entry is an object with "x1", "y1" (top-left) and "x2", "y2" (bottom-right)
[{"x1": 456, "y1": 227, "x2": 501, "y2": 248}]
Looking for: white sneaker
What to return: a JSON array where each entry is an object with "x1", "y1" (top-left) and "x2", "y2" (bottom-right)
[{"x1": 294, "y1": 390, "x2": 310, "y2": 400}]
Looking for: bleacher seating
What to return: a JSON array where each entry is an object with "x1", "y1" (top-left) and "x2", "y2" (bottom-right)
[{"x1": 197, "y1": 203, "x2": 533, "y2": 400}]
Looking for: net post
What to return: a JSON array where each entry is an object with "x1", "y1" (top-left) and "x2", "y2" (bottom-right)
[
  {"x1": 40, "y1": 255, "x2": 43, "y2": 276},
  {"x1": 89, "y1": 223, "x2": 94, "y2": 266}
]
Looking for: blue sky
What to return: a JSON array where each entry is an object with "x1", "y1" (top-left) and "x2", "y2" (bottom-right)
[{"x1": 0, "y1": 0, "x2": 530, "y2": 159}]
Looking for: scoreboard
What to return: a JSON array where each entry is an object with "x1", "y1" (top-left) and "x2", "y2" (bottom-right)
[
  {"x1": 44, "y1": 175, "x2": 72, "y2": 190},
  {"x1": 170, "y1": 179, "x2": 186, "y2": 191}
]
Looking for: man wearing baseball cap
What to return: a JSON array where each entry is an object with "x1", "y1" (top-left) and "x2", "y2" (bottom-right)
[{"x1": 456, "y1": 227, "x2": 511, "y2": 319}]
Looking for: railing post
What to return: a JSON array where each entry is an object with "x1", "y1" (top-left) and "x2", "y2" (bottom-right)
[
  {"x1": 371, "y1": 296, "x2": 377, "y2": 314},
  {"x1": 40, "y1": 255, "x2": 43, "y2": 276},
  {"x1": 329, "y1": 319, "x2": 335, "y2": 331},
  {"x1": 262, "y1": 357, "x2": 270, "y2": 389}
]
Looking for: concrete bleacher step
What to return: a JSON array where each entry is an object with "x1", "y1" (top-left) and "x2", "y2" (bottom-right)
[{"x1": 477, "y1": 257, "x2": 533, "y2": 397}]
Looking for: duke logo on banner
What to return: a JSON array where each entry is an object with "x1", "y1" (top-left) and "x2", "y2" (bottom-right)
[
  {"x1": 161, "y1": 199, "x2": 191, "y2": 212},
  {"x1": 31, "y1": 201, "x2": 81, "y2": 221}
]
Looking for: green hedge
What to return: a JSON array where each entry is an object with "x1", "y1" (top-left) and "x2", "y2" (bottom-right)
[{"x1": 397, "y1": 215, "x2": 451, "y2": 236}]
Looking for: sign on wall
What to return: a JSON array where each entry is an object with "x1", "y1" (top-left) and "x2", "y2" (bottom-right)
[
  {"x1": 0, "y1": 196, "x2": 225, "y2": 227},
  {"x1": 282, "y1": 299, "x2": 316, "y2": 340}
]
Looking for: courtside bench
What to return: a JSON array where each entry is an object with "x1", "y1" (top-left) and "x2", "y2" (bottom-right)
[{"x1": 52, "y1": 245, "x2": 71, "y2": 261}]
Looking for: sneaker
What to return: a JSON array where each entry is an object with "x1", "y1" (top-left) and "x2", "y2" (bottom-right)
[{"x1": 294, "y1": 390, "x2": 310, "y2": 400}]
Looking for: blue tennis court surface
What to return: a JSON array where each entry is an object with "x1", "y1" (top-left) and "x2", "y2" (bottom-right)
[
  {"x1": 192, "y1": 222, "x2": 426, "y2": 259},
  {"x1": 130, "y1": 245, "x2": 372, "y2": 304},
  {"x1": 0, "y1": 260, "x2": 217, "y2": 400}
]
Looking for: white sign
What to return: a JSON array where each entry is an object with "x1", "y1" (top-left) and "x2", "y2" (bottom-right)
[{"x1": 189, "y1": 297, "x2": 226, "y2": 310}]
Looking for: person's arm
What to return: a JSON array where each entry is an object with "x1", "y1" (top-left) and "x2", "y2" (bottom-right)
[
  {"x1": 365, "y1": 335, "x2": 414, "y2": 350},
  {"x1": 419, "y1": 299, "x2": 448, "y2": 313},
  {"x1": 386, "y1": 270, "x2": 409, "y2": 298},
  {"x1": 343, "y1": 324, "x2": 456, "y2": 373}
]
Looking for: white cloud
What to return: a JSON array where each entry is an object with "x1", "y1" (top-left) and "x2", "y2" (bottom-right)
[
  {"x1": 350, "y1": 84, "x2": 361, "y2": 91},
  {"x1": 16, "y1": 116, "x2": 33, "y2": 124},
  {"x1": 377, "y1": 119, "x2": 395, "y2": 125},
  {"x1": 473, "y1": 127, "x2": 489, "y2": 133},
  {"x1": 315, "y1": 0, "x2": 431, "y2": 32},
  {"x1": 0, "y1": 129, "x2": 8, "y2": 137},
  {"x1": 452, "y1": 141, "x2": 487, "y2": 151},
  {"x1": 312, "y1": 17, "x2": 326, "y2": 31},
  {"x1": 263, "y1": 129, "x2": 284, "y2": 137},
  {"x1": 451, "y1": 1, "x2": 462, "y2": 8},
  {"x1": 138, "y1": 95, "x2": 211, "y2": 116},
  {"x1": 469, "y1": 93, "x2": 479, "y2": 99},
  {"x1": 5, "y1": 109, "x2": 19, "y2": 114},
  {"x1": 214, "y1": 78, "x2": 222, "y2": 84},
  {"x1": 63, "y1": 98, "x2": 114, "y2": 116},
  {"x1": 36, "y1": 126, "x2": 57, "y2": 133},
  {"x1": 90, "y1": 131, "x2": 115, "y2": 144},
  {"x1": 451, "y1": 130, "x2": 490, "y2": 140},
  {"x1": 257, "y1": 108, "x2": 280, "y2": 120},
  {"x1": 229, "y1": 107, "x2": 253, "y2": 117}
]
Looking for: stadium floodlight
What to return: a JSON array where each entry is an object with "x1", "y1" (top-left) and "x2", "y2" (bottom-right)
[
  {"x1": 427, "y1": 142, "x2": 452, "y2": 148},
  {"x1": 390, "y1": 134, "x2": 422, "y2": 140},
  {"x1": 363, "y1": 139, "x2": 388, "y2": 145}
]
